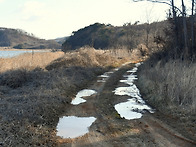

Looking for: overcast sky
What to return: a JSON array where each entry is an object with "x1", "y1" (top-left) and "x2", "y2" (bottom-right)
[{"x1": 0, "y1": 0, "x2": 170, "y2": 39}]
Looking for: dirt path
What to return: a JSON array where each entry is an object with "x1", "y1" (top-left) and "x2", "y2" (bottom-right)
[{"x1": 57, "y1": 64, "x2": 196, "y2": 147}]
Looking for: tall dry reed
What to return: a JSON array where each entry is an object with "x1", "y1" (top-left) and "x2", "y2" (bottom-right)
[
  {"x1": 138, "y1": 59, "x2": 196, "y2": 113},
  {"x1": 0, "y1": 51, "x2": 64, "y2": 72}
]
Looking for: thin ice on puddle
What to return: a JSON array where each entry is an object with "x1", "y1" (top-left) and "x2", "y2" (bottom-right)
[{"x1": 71, "y1": 89, "x2": 97, "y2": 105}]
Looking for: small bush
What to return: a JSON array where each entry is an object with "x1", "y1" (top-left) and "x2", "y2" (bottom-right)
[{"x1": 0, "y1": 69, "x2": 29, "y2": 88}]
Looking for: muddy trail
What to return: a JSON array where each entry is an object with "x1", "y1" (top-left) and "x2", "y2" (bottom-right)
[{"x1": 57, "y1": 63, "x2": 196, "y2": 147}]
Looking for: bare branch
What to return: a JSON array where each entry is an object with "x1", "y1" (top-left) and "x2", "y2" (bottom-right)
[{"x1": 132, "y1": 0, "x2": 182, "y2": 14}]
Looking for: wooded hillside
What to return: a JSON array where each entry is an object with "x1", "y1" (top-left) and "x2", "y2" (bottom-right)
[
  {"x1": 62, "y1": 21, "x2": 170, "y2": 53},
  {"x1": 0, "y1": 27, "x2": 61, "y2": 49}
]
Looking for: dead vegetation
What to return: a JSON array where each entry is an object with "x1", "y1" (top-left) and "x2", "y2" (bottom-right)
[
  {"x1": 46, "y1": 47, "x2": 136, "y2": 70},
  {"x1": 0, "y1": 51, "x2": 64, "y2": 72},
  {"x1": 0, "y1": 47, "x2": 141, "y2": 146},
  {"x1": 137, "y1": 59, "x2": 196, "y2": 142}
]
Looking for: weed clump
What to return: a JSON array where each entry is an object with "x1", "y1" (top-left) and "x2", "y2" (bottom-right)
[{"x1": 0, "y1": 69, "x2": 29, "y2": 88}]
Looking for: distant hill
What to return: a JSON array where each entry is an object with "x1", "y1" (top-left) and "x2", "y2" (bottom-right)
[
  {"x1": 62, "y1": 21, "x2": 169, "y2": 52},
  {"x1": 55, "y1": 36, "x2": 69, "y2": 44},
  {"x1": 0, "y1": 27, "x2": 61, "y2": 49}
]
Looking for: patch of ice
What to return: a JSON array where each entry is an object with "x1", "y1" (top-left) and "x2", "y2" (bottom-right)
[
  {"x1": 56, "y1": 116, "x2": 96, "y2": 138},
  {"x1": 71, "y1": 89, "x2": 97, "y2": 105}
]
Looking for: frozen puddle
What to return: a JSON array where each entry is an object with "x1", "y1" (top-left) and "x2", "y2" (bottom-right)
[
  {"x1": 57, "y1": 116, "x2": 96, "y2": 138},
  {"x1": 114, "y1": 63, "x2": 154, "y2": 120},
  {"x1": 71, "y1": 89, "x2": 97, "y2": 105}
]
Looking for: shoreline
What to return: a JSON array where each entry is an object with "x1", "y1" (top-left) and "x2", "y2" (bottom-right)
[{"x1": 0, "y1": 47, "x2": 62, "y2": 52}]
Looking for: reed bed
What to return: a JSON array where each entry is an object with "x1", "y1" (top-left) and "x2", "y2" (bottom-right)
[{"x1": 0, "y1": 51, "x2": 64, "y2": 72}]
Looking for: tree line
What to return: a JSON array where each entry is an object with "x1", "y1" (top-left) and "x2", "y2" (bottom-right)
[{"x1": 62, "y1": 21, "x2": 168, "y2": 53}]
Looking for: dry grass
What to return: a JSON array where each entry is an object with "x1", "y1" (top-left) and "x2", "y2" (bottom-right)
[
  {"x1": 138, "y1": 59, "x2": 196, "y2": 113},
  {"x1": 0, "y1": 51, "x2": 64, "y2": 72},
  {"x1": 0, "y1": 47, "x2": 142, "y2": 146},
  {"x1": 46, "y1": 47, "x2": 142, "y2": 70},
  {"x1": 137, "y1": 58, "x2": 196, "y2": 142}
]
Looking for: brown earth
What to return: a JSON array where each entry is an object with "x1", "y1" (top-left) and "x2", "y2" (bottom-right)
[{"x1": 56, "y1": 64, "x2": 196, "y2": 147}]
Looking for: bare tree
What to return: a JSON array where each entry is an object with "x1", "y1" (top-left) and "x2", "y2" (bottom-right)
[
  {"x1": 133, "y1": 0, "x2": 193, "y2": 58},
  {"x1": 133, "y1": 0, "x2": 179, "y2": 53},
  {"x1": 181, "y1": 0, "x2": 188, "y2": 57},
  {"x1": 191, "y1": 0, "x2": 195, "y2": 54}
]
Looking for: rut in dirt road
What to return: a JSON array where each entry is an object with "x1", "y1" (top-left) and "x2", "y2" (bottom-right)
[{"x1": 57, "y1": 63, "x2": 196, "y2": 147}]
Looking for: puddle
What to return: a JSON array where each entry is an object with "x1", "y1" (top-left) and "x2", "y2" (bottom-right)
[
  {"x1": 114, "y1": 68, "x2": 119, "y2": 71},
  {"x1": 120, "y1": 74, "x2": 138, "y2": 85},
  {"x1": 114, "y1": 98, "x2": 152, "y2": 120},
  {"x1": 98, "y1": 75, "x2": 109, "y2": 78},
  {"x1": 114, "y1": 86, "x2": 140, "y2": 98},
  {"x1": 71, "y1": 89, "x2": 97, "y2": 105},
  {"x1": 97, "y1": 71, "x2": 114, "y2": 83},
  {"x1": 97, "y1": 79, "x2": 106, "y2": 83},
  {"x1": 127, "y1": 67, "x2": 138, "y2": 73},
  {"x1": 56, "y1": 116, "x2": 96, "y2": 138},
  {"x1": 114, "y1": 63, "x2": 154, "y2": 120}
]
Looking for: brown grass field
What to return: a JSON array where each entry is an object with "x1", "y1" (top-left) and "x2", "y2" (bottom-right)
[{"x1": 0, "y1": 50, "x2": 64, "y2": 72}]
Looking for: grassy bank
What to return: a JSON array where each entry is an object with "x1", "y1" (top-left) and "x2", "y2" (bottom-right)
[
  {"x1": 137, "y1": 59, "x2": 196, "y2": 141},
  {"x1": 0, "y1": 47, "x2": 140, "y2": 146}
]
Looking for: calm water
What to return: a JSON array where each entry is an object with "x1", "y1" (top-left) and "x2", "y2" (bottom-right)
[
  {"x1": 71, "y1": 89, "x2": 97, "y2": 105},
  {"x1": 0, "y1": 50, "x2": 45, "y2": 58},
  {"x1": 56, "y1": 116, "x2": 96, "y2": 138},
  {"x1": 113, "y1": 63, "x2": 154, "y2": 120}
]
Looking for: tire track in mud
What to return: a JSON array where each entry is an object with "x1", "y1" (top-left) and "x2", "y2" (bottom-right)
[{"x1": 57, "y1": 63, "x2": 196, "y2": 147}]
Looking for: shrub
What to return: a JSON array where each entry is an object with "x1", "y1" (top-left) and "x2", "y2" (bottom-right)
[{"x1": 0, "y1": 69, "x2": 29, "y2": 88}]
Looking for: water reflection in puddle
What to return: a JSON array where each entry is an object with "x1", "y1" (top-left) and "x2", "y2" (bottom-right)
[
  {"x1": 114, "y1": 98, "x2": 152, "y2": 120},
  {"x1": 97, "y1": 71, "x2": 114, "y2": 83},
  {"x1": 56, "y1": 116, "x2": 96, "y2": 138},
  {"x1": 71, "y1": 89, "x2": 97, "y2": 105},
  {"x1": 114, "y1": 63, "x2": 154, "y2": 120}
]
